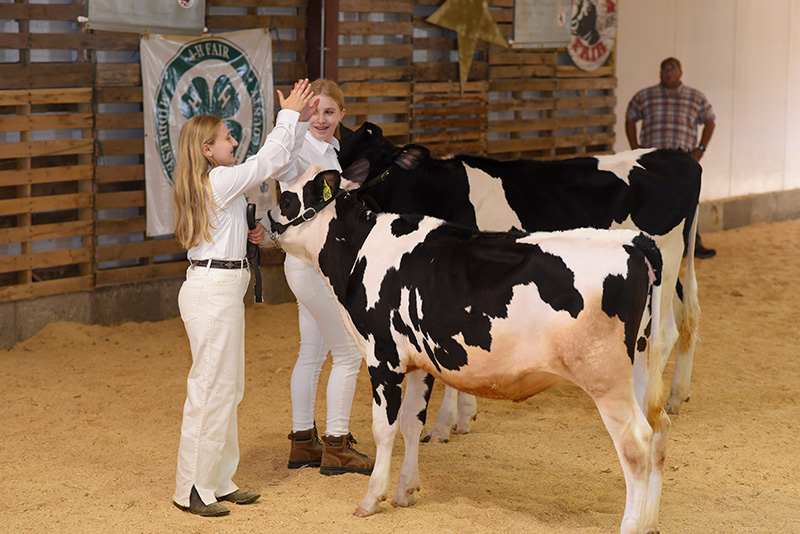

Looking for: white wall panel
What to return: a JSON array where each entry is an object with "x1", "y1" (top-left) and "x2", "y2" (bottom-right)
[
  {"x1": 786, "y1": 0, "x2": 800, "y2": 189},
  {"x1": 675, "y1": 0, "x2": 735, "y2": 201},
  {"x1": 616, "y1": 0, "x2": 800, "y2": 202},
  {"x1": 730, "y1": 0, "x2": 791, "y2": 197},
  {"x1": 615, "y1": 1, "x2": 678, "y2": 152}
]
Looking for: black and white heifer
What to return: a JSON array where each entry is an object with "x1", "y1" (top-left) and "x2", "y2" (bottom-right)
[
  {"x1": 268, "y1": 163, "x2": 670, "y2": 534},
  {"x1": 339, "y1": 123, "x2": 701, "y2": 439}
]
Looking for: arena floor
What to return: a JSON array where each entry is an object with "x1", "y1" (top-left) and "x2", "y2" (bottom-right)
[{"x1": 2, "y1": 219, "x2": 799, "y2": 533}]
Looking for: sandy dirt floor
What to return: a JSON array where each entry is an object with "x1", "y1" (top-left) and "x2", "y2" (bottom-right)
[{"x1": 2, "y1": 219, "x2": 800, "y2": 534}]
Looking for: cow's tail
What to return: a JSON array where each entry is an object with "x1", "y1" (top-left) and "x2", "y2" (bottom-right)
[{"x1": 633, "y1": 233, "x2": 665, "y2": 432}]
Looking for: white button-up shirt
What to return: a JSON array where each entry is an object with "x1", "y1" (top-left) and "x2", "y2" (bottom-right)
[
  {"x1": 273, "y1": 129, "x2": 342, "y2": 191},
  {"x1": 187, "y1": 109, "x2": 304, "y2": 262}
]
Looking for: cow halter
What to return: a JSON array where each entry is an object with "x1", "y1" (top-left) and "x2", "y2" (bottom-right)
[
  {"x1": 266, "y1": 180, "x2": 350, "y2": 247},
  {"x1": 267, "y1": 159, "x2": 399, "y2": 247}
]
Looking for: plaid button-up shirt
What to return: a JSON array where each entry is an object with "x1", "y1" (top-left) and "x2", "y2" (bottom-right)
[{"x1": 626, "y1": 84, "x2": 715, "y2": 152}]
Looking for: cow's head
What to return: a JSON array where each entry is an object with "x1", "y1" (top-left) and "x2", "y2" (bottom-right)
[
  {"x1": 338, "y1": 122, "x2": 395, "y2": 171},
  {"x1": 266, "y1": 161, "x2": 370, "y2": 249},
  {"x1": 338, "y1": 121, "x2": 430, "y2": 184}
]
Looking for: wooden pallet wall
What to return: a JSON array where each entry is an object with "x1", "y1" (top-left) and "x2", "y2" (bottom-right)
[
  {"x1": 0, "y1": 88, "x2": 95, "y2": 301},
  {"x1": 0, "y1": 0, "x2": 310, "y2": 303},
  {"x1": 338, "y1": 0, "x2": 413, "y2": 143},
  {"x1": 334, "y1": 0, "x2": 616, "y2": 158},
  {"x1": 0, "y1": 0, "x2": 616, "y2": 304}
]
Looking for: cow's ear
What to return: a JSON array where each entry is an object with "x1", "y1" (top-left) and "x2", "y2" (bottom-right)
[
  {"x1": 341, "y1": 158, "x2": 370, "y2": 188},
  {"x1": 314, "y1": 170, "x2": 341, "y2": 201},
  {"x1": 365, "y1": 122, "x2": 382, "y2": 137},
  {"x1": 394, "y1": 144, "x2": 429, "y2": 171}
]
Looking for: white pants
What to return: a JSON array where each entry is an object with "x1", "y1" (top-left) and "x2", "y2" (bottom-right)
[
  {"x1": 284, "y1": 254, "x2": 363, "y2": 436},
  {"x1": 174, "y1": 264, "x2": 250, "y2": 507}
]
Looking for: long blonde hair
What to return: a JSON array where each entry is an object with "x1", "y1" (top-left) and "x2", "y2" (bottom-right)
[
  {"x1": 310, "y1": 78, "x2": 346, "y2": 139},
  {"x1": 173, "y1": 115, "x2": 221, "y2": 249}
]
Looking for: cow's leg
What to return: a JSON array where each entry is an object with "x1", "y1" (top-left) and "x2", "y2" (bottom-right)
[
  {"x1": 391, "y1": 370, "x2": 431, "y2": 508},
  {"x1": 593, "y1": 391, "x2": 656, "y2": 534},
  {"x1": 454, "y1": 392, "x2": 478, "y2": 434},
  {"x1": 645, "y1": 409, "x2": 671, "y2": 529},
  {"x1": 666, "y1": 267, "x2": 699, "y2": 414},
  {"x1": 423, "y1": 384, "x2": 458, "y2": 443},
  {"x1": 666, "y1": 214, "x2": 701, "y2": 414},
  {"x1": 355, "y1": 361, "x2": 405, "y2": 517}
]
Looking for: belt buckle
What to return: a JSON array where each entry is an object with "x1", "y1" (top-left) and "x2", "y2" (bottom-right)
[{"x1": 223, "y1": 260, "x2": 236, "y2": 269}]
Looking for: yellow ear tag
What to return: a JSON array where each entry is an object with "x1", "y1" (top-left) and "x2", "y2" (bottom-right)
[{"x1": 322, "y1": 180, "x2": 332, "y2": 201}]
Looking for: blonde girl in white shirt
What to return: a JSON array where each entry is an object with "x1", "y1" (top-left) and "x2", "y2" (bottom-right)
[
  {"x1": 172, "y1": 79, "x2": 315, "y2": 517},
  {"x1": 271, "y1": 79, "x2": 374, "y2": 476}
]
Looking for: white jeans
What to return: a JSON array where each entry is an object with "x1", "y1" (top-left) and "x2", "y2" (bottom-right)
[
  {"x1": 174, "y1": 264, "x2": 250, "y2": 507},
  {"x1": 284, "y1": 254, "x2": 363, "y2": 436}
]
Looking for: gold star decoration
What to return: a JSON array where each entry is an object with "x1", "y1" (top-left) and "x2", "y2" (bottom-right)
[{"x1": 427, "y1": 0, "x2": 509, "y2": 93}]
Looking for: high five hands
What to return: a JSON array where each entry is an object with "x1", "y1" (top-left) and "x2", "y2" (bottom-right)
[{"x1": 277, "y1": 78, "x2": 318, "y2": 122}]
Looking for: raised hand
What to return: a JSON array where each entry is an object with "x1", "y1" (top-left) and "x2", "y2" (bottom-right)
[
  {"x1": 299, "y1": 96, "x2": 319, "y2": 123},
  {"x1": 277, "y1": 78, "x2": 314, "y2": 113}
]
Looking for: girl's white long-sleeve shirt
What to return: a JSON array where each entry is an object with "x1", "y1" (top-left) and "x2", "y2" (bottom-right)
[
  {"x1": 188, "y1": 109, "x2": 305, "y2": 262},
  {"x1": 272, "y1": 129, "x2": 342, "y2": 191}
]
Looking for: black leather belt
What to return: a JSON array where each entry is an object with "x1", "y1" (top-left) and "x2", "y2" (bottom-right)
[{"x1": 190, "y1": 259, "x2": 249, "y2": 269}]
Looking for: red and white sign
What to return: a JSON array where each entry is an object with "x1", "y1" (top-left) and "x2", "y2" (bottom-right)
[{"x1": 569, "y1": 0, "x2": 616, "y2": 71}]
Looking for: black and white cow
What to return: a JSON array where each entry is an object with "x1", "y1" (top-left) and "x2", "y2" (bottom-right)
[
  {"x1": 268, "y1": 163, "x2": 670, "y2": 534},
  {"x1": 338, "y1": 123, "x2": 701, "y2": 443}
]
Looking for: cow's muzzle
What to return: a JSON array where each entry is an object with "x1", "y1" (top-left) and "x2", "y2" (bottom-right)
[{"x1": 266, "y1": 211, "x2": 287, "y2": 247}]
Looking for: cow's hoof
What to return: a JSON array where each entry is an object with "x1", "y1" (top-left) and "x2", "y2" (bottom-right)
[
  {"x1": 665, "y1": 395, "x2": 689, "y2": 414},
  {"x1": 353, "y1": 506, "x2": 373, "y2": 517},
  {"x1": 421, "y1": 432, "x2": 449, "y2": 444},
  {"x1": 391, "y1": 488, "x2": 418, "y2": 508},
  {"x1": 452, "y1": 426, "x2": 470, "y2": 435},
  {"x1": 390, "y1": 495, "x2": 416, "y2": 508}
]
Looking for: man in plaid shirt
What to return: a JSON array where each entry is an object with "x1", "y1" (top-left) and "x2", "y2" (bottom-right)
[{"x1": 625, "y1": 57, "x2": 717, "y2": 258}]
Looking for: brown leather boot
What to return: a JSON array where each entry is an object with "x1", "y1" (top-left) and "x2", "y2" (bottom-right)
[
  {"x1": 287, "y1": 423, "x2": 323, "y2": 469},
  {"x1": 320, "y1": 433, "x2": 375, "y2": 476}
]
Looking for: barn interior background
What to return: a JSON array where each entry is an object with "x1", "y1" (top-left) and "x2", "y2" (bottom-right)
[{"x1": 1, "y1": 0, "x2": 799, "y2": 348}]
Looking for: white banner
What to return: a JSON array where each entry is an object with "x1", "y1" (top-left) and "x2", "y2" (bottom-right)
[
  {"x1": 141, "y1": 29, "x2": 274, "y2": 237},
  {"x1": 87, "y1": 0, "x2": 205, "y2": 36},
  {"x1": 569, "y1": 0, "x2": 617, "y2": 71}
]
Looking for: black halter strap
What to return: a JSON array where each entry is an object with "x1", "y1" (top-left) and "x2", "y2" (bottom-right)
[{"x1": 358, "y1": 165, "x2": 392, "y2": 193}]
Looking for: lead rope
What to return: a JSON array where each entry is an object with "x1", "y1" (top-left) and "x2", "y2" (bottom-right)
[{"x1": 246, "y1": 203, "x2": 264, "y2": 303}]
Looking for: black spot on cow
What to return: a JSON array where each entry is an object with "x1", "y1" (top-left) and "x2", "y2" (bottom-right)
[
  {"x1": 418, "y1": 374, "x2": 436, "y2": 425},
  {"x1": 601, "y1": 237, "x2": 661, "y2": 363},
  {"x1": 458, "y1": 155, "x2": 625, "y2": 232},
  {"x1": 628, "y1": 150, "x2": 702, "y2": 246},
  {"x1": 278, "y1": 190, "x2": 301, "y2": 222},
  {"x1": 391, "y1": 214, "x2": 423, "y2": 237}
]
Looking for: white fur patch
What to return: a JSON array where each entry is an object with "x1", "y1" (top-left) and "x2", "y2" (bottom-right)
[
  {"x1": 358, "y1": 215, "x2": 441, "y2": 310},
  {"x1": 463, "y1": 163, "x2": 523, "y2": 232},
  {"x1": 594, "y1": 148, "x2": 655, "y2": 185}
]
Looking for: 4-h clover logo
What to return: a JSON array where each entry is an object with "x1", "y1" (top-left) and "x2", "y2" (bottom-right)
[
  {"x1": 180, "y1": 75, "x2": 244, "y2": 152},
  {"x1": 153, "y1": 37, "x2": 266, "y2": 184}
]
